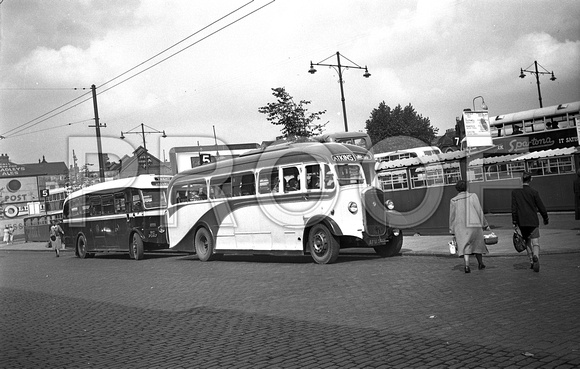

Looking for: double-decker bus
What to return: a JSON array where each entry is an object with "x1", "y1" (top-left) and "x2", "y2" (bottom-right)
[
  {"x1": 23, "y1": 187, "x2": 69, "y2": 242},
  {"x1": 62, "y1": 175, "x2": 171, "y2": 259},
  {"x1": 165, "y1": 141, "x2": 403, "y2": 264}
]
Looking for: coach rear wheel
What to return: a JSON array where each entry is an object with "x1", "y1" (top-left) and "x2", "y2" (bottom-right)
[
  {"x1": 76, "y1": 234, "x2": 94, "y2": 259},
  {"x1": 374, "y1": 231, "x2": 403, "y2": 257},
  {"x1": 308, "y1": 223, "x2": 340, "y2": 264},
  {"x1": 195, "y1": 227, "x2": 215, "y2": 261},
  {"x1": 130, "y1": 233, "x2": 145, "y2": 260}
]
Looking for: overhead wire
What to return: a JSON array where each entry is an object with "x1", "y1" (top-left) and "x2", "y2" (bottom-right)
[{"x1": 1, "y1": 0, "x2": 273, "y2": 139}]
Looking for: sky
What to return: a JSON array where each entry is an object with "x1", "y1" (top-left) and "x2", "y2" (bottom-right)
[{"x1": 1, "y1": 0, "x2": 579, "y2": 168}]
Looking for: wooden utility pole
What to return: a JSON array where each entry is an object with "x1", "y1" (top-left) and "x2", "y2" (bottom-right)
[{"x1": 90, "y1": 84, "x2": 105, "y2": 181}]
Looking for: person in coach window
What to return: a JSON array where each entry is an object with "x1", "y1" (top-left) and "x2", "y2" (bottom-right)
[{"x1": 512, "y1": 172, "x2": 549, "y2": 272}]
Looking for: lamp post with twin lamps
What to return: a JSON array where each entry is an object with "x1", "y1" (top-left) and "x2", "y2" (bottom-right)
[
  {"x1": 519, "y1": 61, "x2": 556, "y2": 108},
  {"x1": 308, "y1": 51, "x2": 370, "y2": 132},
  {"x1": 120, "y1": 123, "x2": 166, "y2": 173}
]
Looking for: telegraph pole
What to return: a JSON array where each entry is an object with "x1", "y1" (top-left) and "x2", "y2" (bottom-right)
[{"x1": 90, "y1": 85, "x2": 106, "y2": 182}]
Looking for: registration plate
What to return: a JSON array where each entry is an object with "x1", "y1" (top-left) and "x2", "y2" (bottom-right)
[{"x1": 368, "y1": 238, "x2": 386, "y2": 246}]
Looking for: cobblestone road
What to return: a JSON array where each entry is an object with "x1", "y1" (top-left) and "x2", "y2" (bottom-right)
[{"x1": 1, "y1": 251, "x2": 579, "y2": 368}]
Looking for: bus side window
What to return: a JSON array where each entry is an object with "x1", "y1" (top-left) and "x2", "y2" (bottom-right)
[
  {"x1": 232, "y1": 172, "x2": 254, "y2": 196},
  {"x1": 131, "y1": 191, "x2": 142, "y2": 212},
  {"x1": 283, "y1": 166, "x2": 300, "y2": 192},
  {"x1": 258, "y1": 167, "x2": 279, "y2": 194},
  {"x1": 114, "y1": 193, "x2": 126, "y2": 213},
  {"x1": 323, "y1": 165, "x2": 335, "y2": 189},
  {"x1": 90, "y1": 196, "x2": 102, "y2": 216},
  {"x1": 102, "y1": 195, "x2": 114, "y2": 215},
  {"x1": 306, "y1": 164, "x2": 321, "y2": 190},
  {"x1": 210, "y1": 177, "x2": 232, "y2": 198}
]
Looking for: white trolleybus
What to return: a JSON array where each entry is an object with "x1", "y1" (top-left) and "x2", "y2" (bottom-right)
[
  {"x1": 62, "y1": 175, "x2": 171, "y2": 260},
  {"x1": 166, "y1": 141, "x2": 403, "y2": 264}
]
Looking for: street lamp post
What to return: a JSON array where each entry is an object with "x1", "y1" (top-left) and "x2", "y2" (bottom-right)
[
  {"x1": 519, "y1": 61, "x2": 556, "y2": 108},
  {"x1": 309, "y1": 51, "x2": 370, "y2": 132},
  {"x1": 120, "y1": 123, "x2": 167, "y2": 173},
  {"x1": 472, "y1": 96, "x2": 488, "y2": 111}
]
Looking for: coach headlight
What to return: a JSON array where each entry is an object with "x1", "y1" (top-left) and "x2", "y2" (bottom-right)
[
  {"x1": 158, "y1": 225, "x2": 166, "y2": 234},
  {"x1": 385, "y1": 199, "x2": 395, "y2": 210},
  {"x1": 348, "y1": 201, "x2": 358, "y2": 214}
]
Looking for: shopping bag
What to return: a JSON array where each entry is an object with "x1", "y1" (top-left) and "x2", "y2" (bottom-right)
[
  {"x1": 484, "y1": 231, "x2": 498, "y2": 245},
  {"x1": 448, "y1": 238, "x2": 457, "y2": 255},
  {"x1": 513, "y1": 229, "x2": 526, "y2": 253}
]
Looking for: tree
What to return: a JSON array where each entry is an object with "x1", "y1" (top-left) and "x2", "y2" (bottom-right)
[
  {"x1": 365, "y1": 102, "x2": 438, "y2": 150},
  {"x1": 258, "y1": 87, "x2": 327, "y2": 138}
]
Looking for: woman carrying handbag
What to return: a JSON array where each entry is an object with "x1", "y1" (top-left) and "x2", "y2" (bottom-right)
[{"x1": 449, "y1": 180, "x2": 490, "y2": 273}]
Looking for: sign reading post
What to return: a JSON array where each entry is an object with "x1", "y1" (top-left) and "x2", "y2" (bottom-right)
[{"x1": 462, "y1": 111, "x2": 494, "y2": 148}]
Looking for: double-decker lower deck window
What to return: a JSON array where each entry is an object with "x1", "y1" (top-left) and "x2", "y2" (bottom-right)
[
  {"x1": 378, "y1": 170, "x2": 408, "y2": 191},
  {"x1": 526, "y1": 156, "x2": 574, "y2": 176},
  {"x1": 484, "y1": 162, "x2": 525, "y2": 181}
]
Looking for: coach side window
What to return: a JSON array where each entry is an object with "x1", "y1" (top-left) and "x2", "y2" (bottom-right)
[
  {"x1": 283, "y1": 166, "x2": 301, "y2": 192},
  {"x1": 114, "y1": 193, "x2": 126, "y2": 213},
  {"x1": 306, "y1": 164, "x2": 321, "y2": 190},
  {"x1": 258, "y1": 167, "x2": 279, "y2": 194},
  {"x1": 89, "y1": 196, "x2": 102, "y2": 216},
  {"x1": 102, "y1": 195, "x2": 114, "y2": 215},
  {"x1": 209, "y1": 176, "x2": 232, "y2": 199},
  {"x1": 232, "y1": 172, "x2": 255, "y2": 197},
  {"x1": 323, "y1": 164, "x2": 335, "y2": 190}
]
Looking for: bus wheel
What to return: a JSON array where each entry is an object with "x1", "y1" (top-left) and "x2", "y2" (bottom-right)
[
  {"x1": 374, "y1": 231, "x2": 403, "y2": 257},
  {"x1": 131, "y1": 233, "x2": 144, "y2": 260},
  {"x1": 194, "y1": 227, "x2": 214, "y2": 262},
  {"x1": 308, "y1": 224, "x2": 340, "y2": 264},
  {"x1": 76, "y1": 234, "x2": 94, "y2": 259}
]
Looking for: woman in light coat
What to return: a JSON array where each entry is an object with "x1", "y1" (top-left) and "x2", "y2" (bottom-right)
[
  {"x1": 449, "y1": 180, "x2": 489, "y2": 273},
  {"x1": 49, "y1": 220, "x2": 64, "y2": 257}
]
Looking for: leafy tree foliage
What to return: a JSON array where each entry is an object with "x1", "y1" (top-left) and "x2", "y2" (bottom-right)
[
  {"x1": 258, "y1": 87, "x2": 327, "y2": 138},
  {"x1": 365, "y1": 102, "x2": 438, "y2": 148}
]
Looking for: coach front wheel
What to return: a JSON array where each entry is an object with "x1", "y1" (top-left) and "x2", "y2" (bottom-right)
[
  {"x1": 194, "y1": 227, "x2": 215, "y2": 261},
  {"x1": 76, "y1": 234, "x2": 94, "y2": 259},
  {"x1": 131, "y1": 233, "x2": 144, "y2": 260},
  {"x1": 308, "y1": 224, "x2": 340, "y2": 264}
]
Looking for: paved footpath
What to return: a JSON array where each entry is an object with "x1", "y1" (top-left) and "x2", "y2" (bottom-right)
[{"x1": 0, "y1": 212, "x2": 579, "y2": 368}]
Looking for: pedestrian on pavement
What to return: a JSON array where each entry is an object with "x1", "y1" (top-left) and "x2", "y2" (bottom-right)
[
  {"x1": 512, "y1": 171, "x2": 549, "y2": 272},
  {"x1": 3, "y1": 225, "x2": 9, "y2": 244},
  {"x1": 449, "y1": 180, "x2": 490, "y2": 273},
  {"x1": 574, "y1": 169, "x2": 580, "y2": 235},
  {"x1": 49, "y1": 220, "x2": 65, "y2": 257},
  {"x1": 8, "y1": 224, "x2": 14, "y2": 244}
]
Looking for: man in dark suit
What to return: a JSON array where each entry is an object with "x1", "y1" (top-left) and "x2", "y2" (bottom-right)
[{"x1": 512, "y1": 172, "x2": 549, "y2": 272}]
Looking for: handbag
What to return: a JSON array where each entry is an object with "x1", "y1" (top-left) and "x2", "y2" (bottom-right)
[
  {"x1": 513, "y1": 228, "x2": 526, "y2": 253},
  {"x1": 50, "y1": 235, "x2": 57, "y2": 241},
  {"x1": 484, "y1": 231, "x2": 498, "y2": 245},
  {"x1": 448, "y1": 238, "x2": 457, "y2": 255}
]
